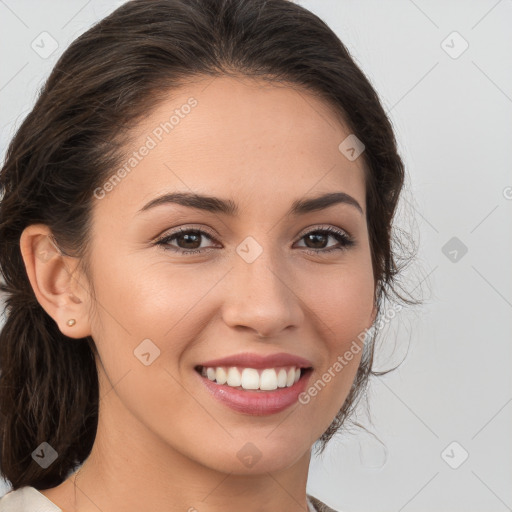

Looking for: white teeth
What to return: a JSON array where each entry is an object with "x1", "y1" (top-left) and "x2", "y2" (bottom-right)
[
  {"x1": 227, "y1": 367, "x2": 241, "y2": 387},
  {"x1": 241, "y1": 368, "x2": 259, "y2": 390},
  {"x1": 260, "y1": 369, "x2": 278, "y2": 390},
  {"x1": 201, "y1": 365, "x2": 305, "y2": 391},
  {"x1": 277, "y1": 368, "x2": 287, "y2": 388},
  {"x1": 215, "y1": 367, "x2": 227, "y2": 384}
]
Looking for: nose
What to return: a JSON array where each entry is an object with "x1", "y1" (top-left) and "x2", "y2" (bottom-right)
[{"x1": 221, "y1": 247, "x2": 304, "y2": 339}]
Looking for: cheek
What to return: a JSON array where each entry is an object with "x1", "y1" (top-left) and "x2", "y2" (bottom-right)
[
  {"x1": 86, "y1": 251, "x2": 228, "y2": 387},
  {"x1": 87, "y1": 252, "x2": 206, "y2": 428},
  {"x1": 304, "y1": 258, "x2": 375, "y2": 343},
  {"x1": 296, "y1": 261, "x2": 373, "y2": 421},
  {"x1": 89, "y1": 250, "x2": 212, "y2": 336}
]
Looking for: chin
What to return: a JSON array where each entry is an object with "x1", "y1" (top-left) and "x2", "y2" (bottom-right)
[{"x1": 195, "y1": 431, "x2": 313, "y2": 475}]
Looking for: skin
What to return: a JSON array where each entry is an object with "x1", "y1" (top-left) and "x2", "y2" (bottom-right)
[{"x1": 20, "y1": 75, "x2": 376, "y2": 512}]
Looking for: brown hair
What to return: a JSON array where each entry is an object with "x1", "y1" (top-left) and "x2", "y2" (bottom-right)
[{"x1": 0, "y1": 0, "x2": 418, "y2": 491}]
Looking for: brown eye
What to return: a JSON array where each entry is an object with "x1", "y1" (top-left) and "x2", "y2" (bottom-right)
[
  {"x1": 155, "y1": 228, "x2": 219, "y2": 255},
  {"x1": 295, "y1": 227, "x2": 355, "y2": 254},
  {"x1": 173, "y1": 231, "x2": 202, "y2": 250}
]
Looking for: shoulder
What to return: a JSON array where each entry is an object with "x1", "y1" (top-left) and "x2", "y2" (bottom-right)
[
  {"x1": 0, "y1": 486, "x2": 62, "y2": 511},
  {"x1": 307, "y1": 493, "x2": 340, "y2": 512}
]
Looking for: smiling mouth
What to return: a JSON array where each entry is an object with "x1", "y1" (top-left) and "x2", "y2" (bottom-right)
[{"x1": 194, "y1": 365, "x2": 313, "y2": 392}]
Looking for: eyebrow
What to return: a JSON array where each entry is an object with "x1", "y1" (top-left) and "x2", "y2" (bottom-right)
[{"x1": 138, "y1": 191, "x2": 364, "y2": 216}]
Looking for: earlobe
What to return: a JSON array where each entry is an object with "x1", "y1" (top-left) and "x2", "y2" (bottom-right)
[{"x1": 19, "y1": 224, "x2": 92, "y2": 339}]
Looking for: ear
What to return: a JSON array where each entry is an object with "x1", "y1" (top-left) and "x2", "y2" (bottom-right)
[{"x1": 19, "y1": 224, "x2": 92, "y2": 339}]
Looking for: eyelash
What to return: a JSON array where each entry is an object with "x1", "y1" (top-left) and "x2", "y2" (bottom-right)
[{"x1": 154, "y1": 225, "x2": 355, "y2": 256}]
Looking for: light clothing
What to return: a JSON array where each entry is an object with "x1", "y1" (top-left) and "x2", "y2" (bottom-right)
[
  {"x1": 0, "y1": 486, "x2": 62, "y2": 511},
  {"x1": 0, "y1": 486, "x2": 339, "y2": 511}
]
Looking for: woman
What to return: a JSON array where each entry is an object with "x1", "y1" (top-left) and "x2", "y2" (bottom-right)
[{"x1": 0, "y1": 1, "x2": 416, "y2": 510}]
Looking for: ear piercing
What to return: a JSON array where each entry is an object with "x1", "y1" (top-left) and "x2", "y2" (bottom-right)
[{"x1": 67, "y1": 319, "x2": 76, "y2": 327}]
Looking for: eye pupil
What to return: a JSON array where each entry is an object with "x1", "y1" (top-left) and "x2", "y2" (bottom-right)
[
  {"x1": 179, "y1": 233, "x2": 201, "y2": 249},
  {"x1": 305, "y1": 233, "x2": 327, "y2": 249}
]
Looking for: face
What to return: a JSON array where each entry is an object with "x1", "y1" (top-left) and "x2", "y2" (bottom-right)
[{"x1": 79, "y1": 75, "x2": 376, "y2": 474}]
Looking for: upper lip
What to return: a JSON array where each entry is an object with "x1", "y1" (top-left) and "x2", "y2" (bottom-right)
[{"x1": 197, "y1": 352, "x2": 313, "y2": 369}]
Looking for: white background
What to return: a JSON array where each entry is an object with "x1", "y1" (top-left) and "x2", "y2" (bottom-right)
[{"x1": 1, "y1": 1, "x2": 511, "y2": 511}]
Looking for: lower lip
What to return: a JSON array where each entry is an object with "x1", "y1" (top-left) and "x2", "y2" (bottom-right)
[{"x1": 197, "y1": 370, "x2": 312, "y2": 416}]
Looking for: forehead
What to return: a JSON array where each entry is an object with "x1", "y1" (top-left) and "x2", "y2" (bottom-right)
[{"x1": 95, "y1": 75, "x2": 366, "y2": 218}]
